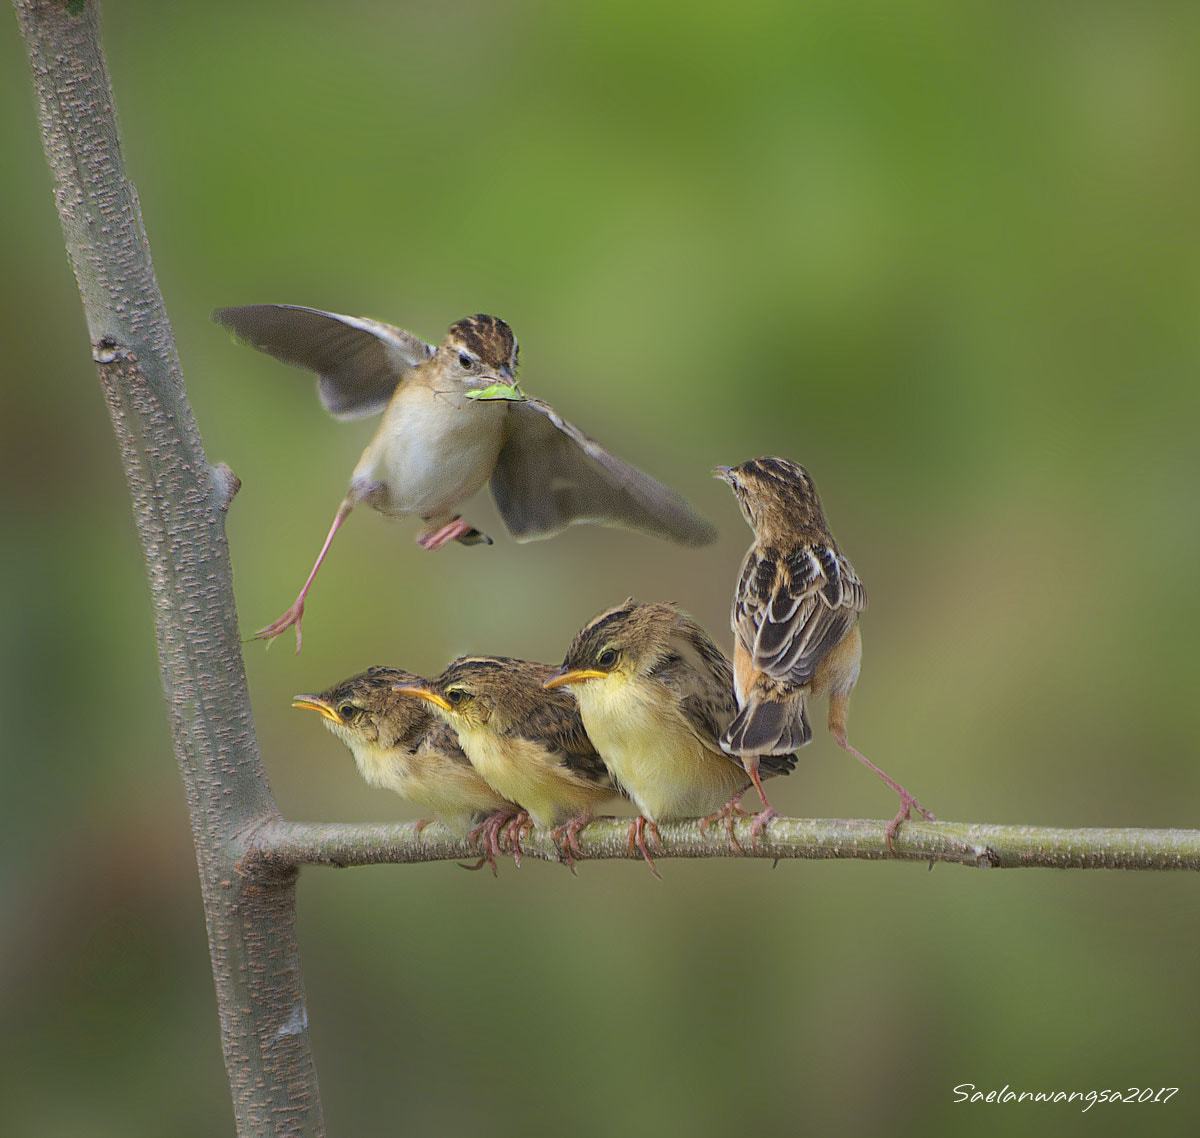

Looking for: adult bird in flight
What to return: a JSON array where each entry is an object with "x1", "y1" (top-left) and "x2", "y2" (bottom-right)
[{"x1": 213, "y1": 306, "x2": 716, "y2": 650}]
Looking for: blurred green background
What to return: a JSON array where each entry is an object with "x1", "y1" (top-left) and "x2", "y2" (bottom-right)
[{"x1": 3, "y1": 1, "x2": 1199, "y2": 1135}]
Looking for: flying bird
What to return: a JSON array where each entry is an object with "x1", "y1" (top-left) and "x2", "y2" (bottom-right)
[{"x1": 213, "y1": 305, "x2": 716, "y2": 649}]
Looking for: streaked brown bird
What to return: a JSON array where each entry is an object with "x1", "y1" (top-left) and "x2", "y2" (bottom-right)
[
  {"x1": 292, "y1": 667, "x2": 519, "y2": 867},
  {"x1": 213, "y1": 306, "x2": 717, "y2": 650},
  {"x1": 392, "y1": 656, "x2": 617, "y2": 865},
  {"x1": 544, "y1": 600, "x2": 795, "y2": 869},
  {"x1": 715, "y1": 457, "x2": 934, "y2": 846}
]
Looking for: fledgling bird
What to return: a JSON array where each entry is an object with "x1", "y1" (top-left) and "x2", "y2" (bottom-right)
[
  {"x1": 544, "y1": 600, "x2": 796, "y2": 869},
  {"x1": 292, "y1": 667, "x2": 519, "y2": 865},
  {"x1": 213, "y1": 306, "x2": 717, "y2": 650},
  {"x1": 715, "y1": 457, "x2": 934, "y2": 846},
  {"x1": 392, "y1": 657, "x2": 618, "y2": 866}
]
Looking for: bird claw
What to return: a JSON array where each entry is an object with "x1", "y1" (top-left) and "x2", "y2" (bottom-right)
[
  {"x1": 749, "y1": 806, "x2": 779, "y2": 849},
  {"x1": 550, "y1": 815, "x2": 591, "y2": 870},
  {"x1": 417, "y1": 516, "x2": 490, "y2": 550},
  {"x1": 468, "y1": 810, "x2": 518, "y2": 875},
  {"x1": 699, "y1": 792, "x2": 748, "y2": 855},
  {"x1": 626, "y1": 816, "x2": 663, "y2": 878},
  {"x1": 883, "y1": 792, "x2": 936, "y2": 853},
  {"x1": 499, "y1": 812, "x2": 533, "y2": 867},
  {"x1": 251, "y1": 598, "x2": 305, "y2": 653}
]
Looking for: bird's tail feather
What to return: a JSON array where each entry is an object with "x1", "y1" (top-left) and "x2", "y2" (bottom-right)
[{"x1": 721, "y1": 697, "x2": 810, "y2": 757}]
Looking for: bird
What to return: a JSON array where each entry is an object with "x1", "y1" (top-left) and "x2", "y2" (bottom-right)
[
  {"x1": 714, "y1": 457, "x2": 934, "y2": 847},
  {"x1": 212, "y1": 305, "x2": 717, "y2": 650},
  {"x1": 544, "y1": 600, "x2": 796, "y2": 869},
  {"x1": 390, "y1": 656, "x2": 618, "y2": 867},
  {"x1": 291, "y1": 666, "x2": 519, "y2": 871}
]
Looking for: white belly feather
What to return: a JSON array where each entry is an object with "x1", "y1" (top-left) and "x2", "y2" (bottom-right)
[{"x1": 373, "y1": 385, "x2": 508, "y2": 518}]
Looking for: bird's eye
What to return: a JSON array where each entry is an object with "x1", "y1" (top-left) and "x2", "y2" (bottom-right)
[
  {"x1": 597, "y1": 649, "x2": 618, "y2": 668},
  {"x1": 338, "y1": 704, "x2": 357, "y2": 720},
  {"x1": 458, "y1": 352, "x2": 474, "y2": 369},
  {"x1": 446, "y1": 688, "x2": 466, "y2": 706}
]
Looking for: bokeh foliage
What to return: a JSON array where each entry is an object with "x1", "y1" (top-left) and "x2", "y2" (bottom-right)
[{"x1": 2, "y1": 2, "x2": 1198, "y2": 1135}]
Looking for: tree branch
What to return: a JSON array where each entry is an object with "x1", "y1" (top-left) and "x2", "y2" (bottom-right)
[
  {"x1": 13, "y1": 3, "x2": 322, "y2": 1135},
  {"x1": 242, "y1": 817, "x2": 1200, "y2": 875}
]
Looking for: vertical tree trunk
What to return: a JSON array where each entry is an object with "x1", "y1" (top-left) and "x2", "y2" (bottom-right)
[{"x1": 12, "y1": 3, "x2": 324, "y2": 1133}]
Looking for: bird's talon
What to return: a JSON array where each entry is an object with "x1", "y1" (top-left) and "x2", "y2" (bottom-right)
[
  {"x1": 551, "y1": 815, "x2": 592, "y2": 870},
  {"x1": 252, "y1": 601, "x2": 305, "y2": 653},
  {"x1": 700, "y1": 793, "x2": 748, "y2": 856},
  {"x1": 749, "y1": 806, "x2": 779, "y2": 849},
  {"x1": 626, "y1": 816, "x2": 663, "y2": 877},
  {"x1": 500, "y1": 812, "x2": 532, "y2": 866}
]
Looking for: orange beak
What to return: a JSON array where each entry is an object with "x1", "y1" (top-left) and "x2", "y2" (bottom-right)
[
  {"x1": 391, "y1": 684, "x2": 453, "y2": 712},
  {"x1": 543, "y1": 668, "x2": 607, "y2": 690},
  {"x1": 291, "y1": 695, "x2": 342, "y2": 724}
]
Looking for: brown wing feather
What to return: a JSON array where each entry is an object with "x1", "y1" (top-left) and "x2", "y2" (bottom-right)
[
  {"x1": 490, "y1": 398, "x2": 717, "y2": 546},
  {"x1": 735, "y1": 544, "x2": 866, "y2": 686},
  {"x1": 506, "y1": 685, "x2": 614, "y2": 789},
  {"x1": 650, "y1": 616, "x2": 738, "y2": 750},
  {"x1": 213, "y1": 304, "x2": 434, "y2": 419}
]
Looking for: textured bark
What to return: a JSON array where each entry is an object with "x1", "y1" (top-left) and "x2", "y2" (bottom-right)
[
  {"x1": 244, "y1": 817, "x2": 1200, "y2": 874},
  {"x1": 14, "y1": 2, "x2": 1200, "y2": 1134},
  {"x1": 13, "y1": 3, "x2": 323, "y2": 1134}
]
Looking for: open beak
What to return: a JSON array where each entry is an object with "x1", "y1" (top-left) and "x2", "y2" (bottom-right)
[
  {"x1": 292, "y1": 695, "x2": 342, "y2": 724},
  {"x1": 543, "y1": 667, "x2": 607, "y2": 690},
  {"x1": 392, "y1": 684, "x2": 453, "y2": 712},
  {"x1": 712, "y1": 465, "x2": 733, "y2": 482}
]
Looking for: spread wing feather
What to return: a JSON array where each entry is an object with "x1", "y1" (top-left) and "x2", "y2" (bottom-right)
[
  {"x1": 212, "y1": 304, "x2": 434, "y2": 420},
  {"x1": 491, "y1": 399, "x2": 717, "y2": 546}
]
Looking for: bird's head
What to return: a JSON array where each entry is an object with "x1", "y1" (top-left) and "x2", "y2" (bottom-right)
[
  {"x1": 393, "y1": 656, "x2": 532, "y2": 733},
  {"x1": 437, "y1": 314, "x2": 520, "y2": 394},
  {"x1": 399, "y1": 656, "x2": 584, "y2": 740},
  {"x1": 292, "y1": 666, "x2": 433, "y2": 752},
  {"x1": 714, "y1": 457, "x2": 825, "y2": 538},
  {"x1": 544, "y1": 599, "x2": 683, "y2": 693}
]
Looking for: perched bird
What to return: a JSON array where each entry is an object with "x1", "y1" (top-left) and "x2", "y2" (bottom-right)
[
  {"x1": 544, "y1": 600, "x2": 796, "y2": 868},
  {"x1": 715, "y1": 457, "x2": 934, "y2": 846},
  {"x1": 292, "y1": 667, "x2": 518, "y2": 868},
  {"x1": 213, "y1": 306, "x2": 716, "y2": 649},
  {"x1": 391, "y1": 657, "x2": 617, "y2": 865}
]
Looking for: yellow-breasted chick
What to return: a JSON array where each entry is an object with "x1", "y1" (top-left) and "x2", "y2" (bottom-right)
[
  {"x1": 213, "y1": 306, "x2": 716, "y2": 650},
  {"x1": 393, "y1": 657, "x2": 617, "y2": 865},
  {"x1": 544, "y1": 600, "x2": 796, "y2": 868},
  {"x1": 715, "y1": 457, "x2": 934, "y2": 846},
  {"x1": 292, "y1": 667, "x2": 518, "y2": 864}
]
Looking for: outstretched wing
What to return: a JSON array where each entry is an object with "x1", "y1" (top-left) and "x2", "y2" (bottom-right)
[
  {"x1": 490, "y1": 398, "x2": 717, "y2": 546},
  {"x1": 212, "y1": 304, "x2": 435, "y2": 420},
  {"x1": 735, "y1": 544, "x2": 866, "y2": 685}
]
